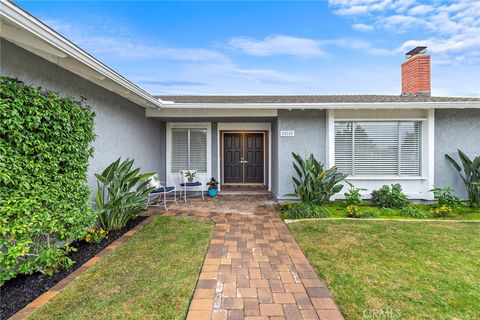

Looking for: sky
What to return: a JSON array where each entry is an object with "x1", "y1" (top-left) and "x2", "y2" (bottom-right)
[{"x1": 15, "y1": 0, "x2": 480, "y2": 96}]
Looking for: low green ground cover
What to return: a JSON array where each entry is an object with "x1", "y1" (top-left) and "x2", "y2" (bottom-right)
[
  {"x1": 288, "y1": 220, "x2": 480, "y2": 319},
  {"x1": 29, "y1": 216, "x2": 213, "y2": 320},
  {"x1": 280, "y1": 201, "x2": 480, "y2": 220}
]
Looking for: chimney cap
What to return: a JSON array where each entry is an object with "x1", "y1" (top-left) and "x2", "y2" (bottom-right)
[{"x1": 405, "y1": 46, "x2": 427, "y2": 59}]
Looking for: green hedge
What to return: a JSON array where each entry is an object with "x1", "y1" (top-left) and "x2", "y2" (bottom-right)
[{"x1": 0, "y1": 77, "x2": 96, "y2": 284}]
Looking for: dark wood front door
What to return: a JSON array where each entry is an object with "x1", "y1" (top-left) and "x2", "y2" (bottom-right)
[{"x1": 223, "y1": 133, "x2": 264, "y2": 184}]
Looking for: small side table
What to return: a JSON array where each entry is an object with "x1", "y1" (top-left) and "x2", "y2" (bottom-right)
[{"x1": 179, "y1": 181, "x2": 205, "y2": 202}]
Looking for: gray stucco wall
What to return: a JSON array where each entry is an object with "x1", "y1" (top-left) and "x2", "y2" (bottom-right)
[
  {"x1": 211, "y1": 122, "x2": 218, "y2": 178},
  {"x1": 275, "y1": 110, "x2": 327, "y2": 199},
  {"x1": 1, "y1": 39, "x2": 164, "y2": 193},
  {"x1": 435, "y1": 109, "x2": 480, "y2": 199},
  {"x1": 271, "y1": 119, "x2": 279, "y2": 196}
]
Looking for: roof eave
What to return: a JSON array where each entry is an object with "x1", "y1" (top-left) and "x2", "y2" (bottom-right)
[
  {"x1": 1, "y1": 0, "x2": 164, "y2": 109},
  {"x1": 160, "y1": 101, "x2": 480, "y2": 110}
]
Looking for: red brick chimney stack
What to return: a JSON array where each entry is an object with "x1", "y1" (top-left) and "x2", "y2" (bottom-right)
[{"x1": 401, "y1": 46, "x2": 431, "y2": 96}]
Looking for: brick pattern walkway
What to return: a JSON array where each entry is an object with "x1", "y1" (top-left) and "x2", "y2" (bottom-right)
[{"x1": 150, "y1": 195, "x2": 344, "y2": 320}]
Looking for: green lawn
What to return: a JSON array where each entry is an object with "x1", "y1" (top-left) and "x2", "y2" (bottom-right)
[
  {"x1": 288, "y1": 220, "x2": 480, "y2": 320},
  {"x1": 282, "y1": 201, "x2": 480, "y2": 220},
  {"x1": 29, "y1": 216, "x2": 213, "y2": 320}
]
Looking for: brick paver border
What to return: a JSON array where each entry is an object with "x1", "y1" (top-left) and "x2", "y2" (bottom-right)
[{"x1": 9, "y1": 216, "x2": 154, "y2": 320}]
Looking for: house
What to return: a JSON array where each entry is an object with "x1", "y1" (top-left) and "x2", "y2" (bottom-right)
[{"x1": 2, "y1": 1, "x2": 479, "y2": 201}]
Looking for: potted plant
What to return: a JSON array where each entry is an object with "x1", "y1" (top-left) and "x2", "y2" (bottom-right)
[
  {"x1": 207, "y1": 177, "x2": 219, "y2": 197},
  {"x1": 184, "y1": 171, "x2": 196, "y2": 182}
]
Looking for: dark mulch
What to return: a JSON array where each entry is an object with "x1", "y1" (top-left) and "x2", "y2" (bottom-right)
[{"x1": 1, "y1": 216, "x2": 147, "y2": 320}]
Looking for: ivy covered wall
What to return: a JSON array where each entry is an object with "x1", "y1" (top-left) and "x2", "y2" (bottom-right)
[{"x1": 0, "y1": 77, "x2": 96, "y2": 283}]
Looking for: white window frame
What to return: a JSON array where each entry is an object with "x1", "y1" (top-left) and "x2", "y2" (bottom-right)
[
  {"x1": 334, "y1": 120, "x2": 422, "y2": 177},
  {"x1": 326, "y1": 109, "x2": 435, "y2": 200},
  {"x1": 166, "y1": 122, "x2": 211, "y2": 187}
]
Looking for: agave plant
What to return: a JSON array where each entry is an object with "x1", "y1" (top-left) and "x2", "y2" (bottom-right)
[
  {"x1": 95, "y1": 158, "x2": 155, "y2": 230},
  {"x1": 286, "y1": 152, "x2": 348, "y2": 205},
  {"x1": 445, "y1": 150, "x2": 480, "y2": 207}
]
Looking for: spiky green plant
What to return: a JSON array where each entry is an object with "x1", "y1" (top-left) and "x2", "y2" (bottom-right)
[
  {"x1": 95, "y1": 158, "x2": 155, "y2": 230},
  {"x1": 445, "y1": 150, "x2": 480, "y2": 207},
  {"x1": 287, "y1": 152, "x2": 348, "y2": 205}
]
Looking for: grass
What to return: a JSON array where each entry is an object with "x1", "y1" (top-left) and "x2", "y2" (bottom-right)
[
  {"x1": 288, "y1": 220, "x2": 480, "y2": 319},
  {"x1": 29, "y1": 216, "x2": 213, "y2": 320},
  {"x1": 281, "y1": 201, "x2": 480, "y2": 220}
]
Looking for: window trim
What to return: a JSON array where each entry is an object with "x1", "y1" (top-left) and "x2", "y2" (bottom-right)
[
  {"x1": 166, "y1": 122, "x2": 211, "y2": 185},
  {"x1": 326, "y1": 110, "x2": 435, "y2": 201},
  {"x1": 334, "y1": 120, "x2": 422, "y2": 177},
  {"x1": 329, "y1": 115, "x2": 429, "y2": 180}
]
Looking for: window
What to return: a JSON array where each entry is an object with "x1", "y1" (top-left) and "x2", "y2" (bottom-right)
[
  {"x1": 334, "y1": 121, "x2": 421, "y2": 176},
  {"x1": 171, "y1": 128, "x2": 207, "y2": 173}
]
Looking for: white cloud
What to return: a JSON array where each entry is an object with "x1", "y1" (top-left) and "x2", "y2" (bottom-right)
[
  {"x1": 228, "y1": 34, "x2": 392, "y2": 57},
  {"x1": 228, "y1": 35, "x2": 326, "y2": 57},
  {"x1": 380, "y1": 15, "x2": 430, "y2": 32},
  {"x1": 328, "y1": 0, "x2": 480, "y2": 65},
  {"x1": 335, "y1": 5, "x2": 370, "y2": 16},
  {"x1": 352, "y1": 23, "x2": 374, "y2": 32},
  {"x1": 42, "y1": 18, "x2": 310, "y2": 91},
  {"x1": 80, "y1": 36, "x2": 230, "y2": 63},
  {"x1": 44, "y1": 19, "x2": 230, "y2": 64},
  {"x1": 408, "y1": 4, "x2": 434, "y2": 15},
  {"x1": 329, "y1": 0, "x2": 411, "y2": 16}
]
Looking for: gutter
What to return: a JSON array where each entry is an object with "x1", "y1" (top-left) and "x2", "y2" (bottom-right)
[
  {"x1": 158, "y1": 101, "x2": 480, "y2": 110},
  {"x1": 0, "y1": 0, "x2": 165, "y2": 109}
]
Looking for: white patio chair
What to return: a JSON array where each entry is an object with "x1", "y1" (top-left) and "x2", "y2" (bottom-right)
[
  {"x1": 179, "y1": 170, "x2": 204, "y2": 202},
  {"x1": 146, "y1": 174, "x2": 178, "y2": 210}
]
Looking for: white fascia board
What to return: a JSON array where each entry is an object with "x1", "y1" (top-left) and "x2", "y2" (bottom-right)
[
  {"x1": 146, "y1": 108, "x2": 278, "y2": 117},
  {"x1": 162, "y1": 101, "x2": 480, "y2": 110},
  {"x1": 0, "y1": 1, "x2": 164, "y2": 109}
]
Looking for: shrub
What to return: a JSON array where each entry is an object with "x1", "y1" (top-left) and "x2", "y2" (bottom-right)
[
  {"x1": 347, "y1": 205, "x2": 361, "y2": 218},
  {"x1": 347, "y1": 205, "x2": 378, "y2": 218},
  {"x1": 344, "y1": 183, "x2": 364, "y2": 206},
  {"x1": 445, "y1": 150, "x2": 480, "y2": 207},
  {"x1": 430, "y1": 187, "x2": 462, "y2": 208},
  {"x1": 430, "y1": 205, "x2": 453, "y2": 218},
  {"x1": 95, "y1": 158, "x2": 155, "y2": 230},
  {"x1": 371, "y1": 184, "x2": 409, "y2": 209},
  {"x1": 380, "y1": 207, "x2": 397, "y2": 216},
  {"x1": 0, "y1": 77, "x2": 96, "y2": 284},
  {"x1": 288, "y1": 153, "x2": 347, "y2": 205},
  {"x1": 280, "y1": 202, "x2": 330, "y2": 219},
  {"x1": 84, "y1": 227, "x2": 108, "y2": 244},
  {"x1": 400, "y1": 206, "x2": 428, "y2": 219},
  {"x1": 362, "y1": 210, "x2": 380, "y2": 218}
]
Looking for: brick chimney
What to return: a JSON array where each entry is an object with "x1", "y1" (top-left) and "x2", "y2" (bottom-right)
[{"x1": 401, "y1": 46, "x2": 431, "y2": 96}]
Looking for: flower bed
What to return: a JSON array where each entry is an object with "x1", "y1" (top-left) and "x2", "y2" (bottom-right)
[{"x1": 1, "y1": 216, "x2": 146, "y2": 320}]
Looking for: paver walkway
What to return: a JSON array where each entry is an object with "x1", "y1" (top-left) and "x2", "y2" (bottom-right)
[{"x1": 150, "y1": 195, "x2": 344, "y2": 320}]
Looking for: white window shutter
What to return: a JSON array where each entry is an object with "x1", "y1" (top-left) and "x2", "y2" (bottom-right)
[
  {"x1": 334, "y1": 121, "x2": 421, "y2": 176},
  {"x1": 354, "y1": 122, "x2": 399, "y2": 175},
  {"x1": 334, "y1": 122, "x2": 353, "y2": 175},
  {"x1": 189, "y1": 129, "x2": 207, "y2": 172},
  {"x1": 171, "y1": 128, "x2": 189, "y2": 173},
  {"x1": 399, "y1": 122, "x2": 421, "y2": 176}
]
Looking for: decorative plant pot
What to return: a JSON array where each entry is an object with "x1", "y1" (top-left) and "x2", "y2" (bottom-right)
[
  {"x1": 208, "y1": 188, "x2": 218, "y2": 197},
  {"x1": 187, "y1": 177, "x2": 194, "y2": 182}
]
